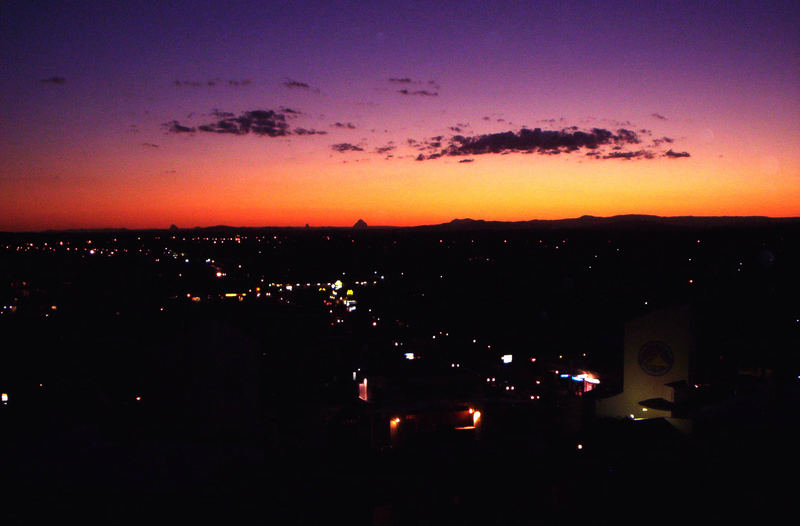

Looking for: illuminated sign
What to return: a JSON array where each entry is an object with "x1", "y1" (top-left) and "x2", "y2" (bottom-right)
[
  {"x1": 638, "y1": 341, "x2": 674, "y2": 376},
  {"x1": 358, "y1": 378, "x2": 368, "y2": 401}
]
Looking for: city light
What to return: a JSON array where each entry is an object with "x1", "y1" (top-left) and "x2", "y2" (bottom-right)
[{"x1": 358, "y1": 378, "x2": 368, "y2": 401}]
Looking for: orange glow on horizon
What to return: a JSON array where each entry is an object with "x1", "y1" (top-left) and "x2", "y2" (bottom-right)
[{"x1": 2, "y1": 148, "x2": 798, "y2": 231}]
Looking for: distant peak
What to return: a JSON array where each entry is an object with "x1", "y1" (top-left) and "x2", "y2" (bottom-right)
[
  {"x1": 353, "y1": 219, "x2": 368, "y2": 229},
  {"x1": 169, "y1": 224, "x2": 179, "y2": 230}
]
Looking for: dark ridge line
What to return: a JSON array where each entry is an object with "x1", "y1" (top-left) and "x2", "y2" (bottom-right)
[{"x1": 6, "y1": 215, "x2": 800, "y2": 235}]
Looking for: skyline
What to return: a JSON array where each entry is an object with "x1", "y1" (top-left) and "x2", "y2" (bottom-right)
[{"x1": 2, "y1": 1, "x2": 799, "y2": 231}]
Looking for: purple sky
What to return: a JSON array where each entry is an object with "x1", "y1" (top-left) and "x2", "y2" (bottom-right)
[{"x1": 1, "y1": 1, "x2": 798, "y2": 229}]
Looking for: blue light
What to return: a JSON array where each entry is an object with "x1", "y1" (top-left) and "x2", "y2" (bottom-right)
[
  {"x1": 559, "y1": 374, "x2": 570, "y2": 378},
  {"x1": 571, "y1": 376, "x2": 584, "y2": 382}
]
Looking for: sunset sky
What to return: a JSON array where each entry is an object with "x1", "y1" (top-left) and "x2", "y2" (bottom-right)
[{"x1": 1, "y1": 0, "x2": 798, "y2": 231}]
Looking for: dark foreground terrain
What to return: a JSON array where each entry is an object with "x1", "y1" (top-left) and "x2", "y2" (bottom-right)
[{"x1": 1, "y1": 218, "x2": 798, "y2": 523}]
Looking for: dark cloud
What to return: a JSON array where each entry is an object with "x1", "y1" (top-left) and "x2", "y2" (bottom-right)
[
  {"x1": 279, "y1": 107, "x2": 302, "y2": 116},
  {"x1": 375, "y1": 144, "x2": 396, "y2": 154},
  {"x1": 332, "y1": 122, "x2": 356, "y2": 129},
  {"x1": 651, "y1": 113, "x2": 668, "y2": 120},
  {"x1": 163, "y1": 120, "x2": 196, "y2": 133},
  {"x1": 40, "y1": 76, "x2": 66, "y2": 85},
  {"x1": 409, "y1": 126, "x2": 686, "y2": 161},
  {"x1": 602, "y1": 150, "x2": 655, "y2": 160},
  {"x1": 449, "y1": 126, "x2": 462, "y2": 133},
  {"x1": 458, "y1": 159, "x2": 474, "y2": 163},
  {"x1": 293, "y1": 128, "x2": 327, "y2": 135},
  {"x1": 440, "y1": 127, "x2": 640, "y2": 157},
  {"x1": 174, "y1": 78, "x2": 251, "y2": 87},
  {"x1": 197, "y1": 109, "x2": 291, "y2": 136},
  {"x1": 615, "y1": 128, "x2": 640, "y2": 144},
  {"x1": 331, "y1": 143, "x2": 364, "y2": 152},
  {"x1": 664, "y1": 149, "x2": 690, "y2": 158},
  {"x1": 142, "y1": 142, "x2": 159, "y2": 148},
  {"x1": 653, "y1": 136, "x2": 674, "y2": 146},
  {"x1": 284, "y1": 78, "x2": 310, "y2": 89},
  {"x1": 398, "y1": 89, "x2": 438, "y2": 97},
  {"x1": 165, "y1": 109, "x2": 299, "y2": 137},
  {"x1": 412, "y1": 136, "x2": 445, "y2": 153},
  {"x1": 389, "y1": 77, "x2": 440, "y2": 90},
  {"x1": 421, "y1": 135, "x2": 444, "y2": 150}
]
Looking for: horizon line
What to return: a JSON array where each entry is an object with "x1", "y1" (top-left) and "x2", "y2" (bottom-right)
[{"x1": 4, "y1": 214, "x2": 800, "y2": 234}]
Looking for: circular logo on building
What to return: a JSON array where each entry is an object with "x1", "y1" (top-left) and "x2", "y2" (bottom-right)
[{"x1": 638, "y1": 341, "x2": 673, "y2": 376}]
